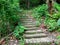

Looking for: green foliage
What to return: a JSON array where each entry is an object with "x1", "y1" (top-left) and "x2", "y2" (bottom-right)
[
  {"x1": 44, "y1": 15, "x2": 60, "y2": 32},
  {"x1": 13, "y1": 25, "x2": 25, "y2": 45},
  {"x1": 44, "y1": 14, "x2": 60, "y2": 32},
  {"x1": 54, "y1": 3, "x2": 60, "y2": 11},
  {"x1": 57, "y1": 35, "x2": 60, "y2": 40},
  {"x1": 0, "y1": 0, "x2": 20, "y2": 38},
  {"x1": 44, "y1": 18, "x2": 57, "y2": 32},
  {"x1": 57, "y1": 19, "x2": 60, "y2": 32},
  {"x1": 32, "y1": 4, "x2": 48, "y2": 23},
  {"x1": 32, "y1": 3, "x2": 60, "y2": 32},
  {"x1": 50, "y1": 12, "x2": 60, "y2": 19},
  {"x1": 13, "y1": 25, "x2": 26, "y2": 39},
  {"x1": 33, "y1": 4, "x2": 48, "y2": 17},
  {"x1": 57, "y1": 18, "x2": 60, "y2": 26},
  {"x1": 57, "y1": 28, "x2": 60, "y2": 32}
]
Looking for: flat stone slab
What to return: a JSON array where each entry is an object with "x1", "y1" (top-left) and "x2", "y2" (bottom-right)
[
  {"x1": 24, "y1": 33, "x2": 47, "y2": 38},
  {"x1": 26, "y1": 27, "x2": 38, "y2": 30},
  {"x1": 25, "y1": 37, "x2": 53, "y2": 43},
  {"x1": 25, "y1": 30, "x2": 43, "y2": 34}
]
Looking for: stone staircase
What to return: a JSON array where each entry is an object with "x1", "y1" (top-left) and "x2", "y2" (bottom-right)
[
  {"x1": 20, "y1": 11, "x2": 55, "y2": 45},
  {"x1": 1, "y1": 11, "x2": 56, "y2": 45}
]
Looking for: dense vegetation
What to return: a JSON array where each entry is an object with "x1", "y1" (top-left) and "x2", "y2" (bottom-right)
[
  {"x1": 32, "y1": 3, "x2": 60, "y2": 32},
  {"x1": 0, "y1": 0, "x2": 26, "y2": 41}
]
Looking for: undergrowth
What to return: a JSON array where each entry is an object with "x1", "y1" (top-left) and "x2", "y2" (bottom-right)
[{"x1": 32, "y1": 3, "x2": 60, "y2": 32}]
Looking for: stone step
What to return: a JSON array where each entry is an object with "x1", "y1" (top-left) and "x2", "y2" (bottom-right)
[
  {"x1": 22, "y1": 21, "x2": 35, "y2": 23},
  {"x1": 24, "y1": 33, "x2": 47, "y2": 38},
  {"x1": 25, "y1": 30, "x2": 43, "y2": 34},
  {"x1": 21, "y1": 18, "x2": 34, "y2": 21},
  {"x1": 22, "y1": 21, "x2": 36, "y2": 23},
  {"x1": 26, "y1": 27, "x2": 38, "y2": 30},
  {"x1": 20, "y1": 18, "x2": 34, "y2": 20},
  {"x1": 23, "y1": 23, "x2": 36, "y2": 25},
  {"x1": 22, "y1": 22, "x2": 37, "y2": 25},
  {"x1": 23, "y1": 25, "x2": 36, "y2": 27},
  {"x1": 22, "y1": 21, "x2": 34, "y2": 23},
  {"x1": 24, "y1": 37, "x2": 53, "y2": 44},
  {"x1": 21, "y1": 21, "x2": 37, "y2": 24},
  {"x1": 22, "y1": 14, "x2": 32, "y2": 16},
  {"x1": 25, "y1": 43, "x2": 50, "y2": 45},
  {"x1": 20, "y1": 18, "x2": 33, "y2": 21},
  {"x1": 20, "y1": 16, "x2": 35, "y2": 19},
  {"x1": 22, "y1": 15, "x2": 33, "y2": 17},
  {"x1": 20, "y1": 17, "x2": 33, "y2": 19}
]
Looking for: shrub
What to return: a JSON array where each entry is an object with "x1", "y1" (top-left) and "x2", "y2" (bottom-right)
[
  {"x1": 0, "y1": 0, "x2": 20, "y2": 38},
  {"x1": 50, "y1": 12, "x2": 60, "y2": 19},
  {"x1": 44, "y1": 18, "x2": 57, "y2": 32},
  {"x1": 13, "y1": 25, "x2": 26, "y2": 39},
  {"x1": 33, "y1": 4, "x2": 48, "y2": 17},
  {"x1": 32, "y1": 4, "x2": 48, "y2": 22},
  {"x1": 31, "y1": 3, "x2": 60, "y2": 32},
  {"x1": 54, "y1": 3, "x2": 60, "y2": 11}
]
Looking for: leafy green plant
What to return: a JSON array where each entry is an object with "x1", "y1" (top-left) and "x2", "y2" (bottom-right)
[
  {"x1": 32, "y1": 4, "x2": 48, "y2": 23},
  {"x1": 13, "y1": 25, "x2": 26, "y2": 39},
  {"x1": 57, "y1": 35, "x2": 60, "y2": 40},
  {"x1": 33, "y1": 4, "x2": 48, "y2": 17},
  {"x1": 44, "y1": 17, "x2": 60, "y2": 32},
  {"x1": 54, "y1": 3, "x2": 60, "y2": 11},
  {"x1": 50, "y1": 13, "x2": 60, "y2": 19},
  {"x1": 57, "y1": 18, "x2": 60, "y2": 26},
  {"x1": 57, "y1": 28, "x2": 60, "y2": 32},
  {"x1": 31, "y1": 3, "x2": 60, "y2": 32},
  {"x1": 13, "y1": 25, "x2": 26, "y2": 45},
  {"x1": 44, "y1": 18, "x2": 57, "y2": 32},
  {"x1": 56, "y1": 19, "x2": 60, "y2": 32}
]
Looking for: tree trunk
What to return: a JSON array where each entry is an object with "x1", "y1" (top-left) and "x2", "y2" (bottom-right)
[{"x1": 46, "y1": 0, "x2": 53, "y2": 15}]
